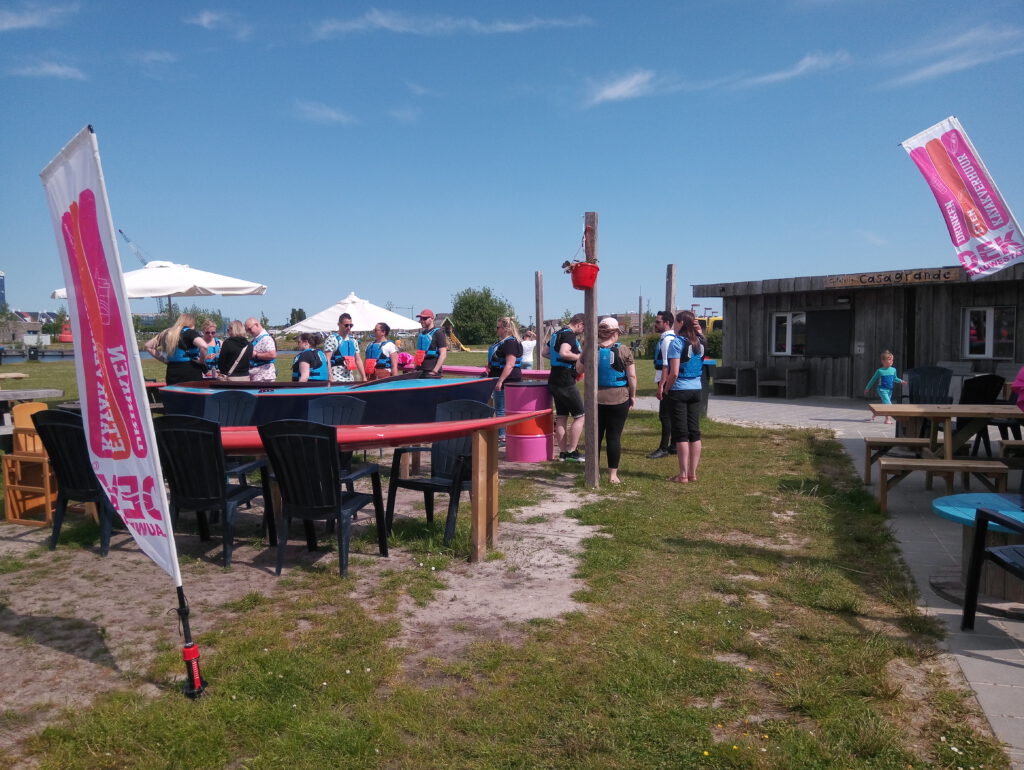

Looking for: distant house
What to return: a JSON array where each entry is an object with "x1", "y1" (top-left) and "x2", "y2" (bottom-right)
[{"x1": 693, "y1": 263, "x2": 1024, "y2": 398}]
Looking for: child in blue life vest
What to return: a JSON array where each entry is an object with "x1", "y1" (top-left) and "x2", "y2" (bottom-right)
[{"x1": 864, "y1": 349, "x2": 906, "y2": 424}]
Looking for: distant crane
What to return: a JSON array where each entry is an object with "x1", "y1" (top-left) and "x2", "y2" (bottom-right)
[{"x1": 117, "y1": 228, "x2": 167, "y2": 316}]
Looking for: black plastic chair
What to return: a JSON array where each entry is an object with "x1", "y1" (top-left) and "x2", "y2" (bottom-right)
[
  {"x1": 898, "y1": 367, "x2": 953, "y2": 437},
  {"x1": 306, "y1": 395, "x2": 384, "y2": 528},
  {"x1": 258, "y1": 419, "x2": 384, "y2": 576},
  {"x1": 198, "y1": 389, "x2": 265, "y2": 494},
  {"x1": 307, "y1": 394, "x2": 367, "y2": 475},
  {"x1": 31, "y1": 409, "x2": 117, "y2": 556},
  {"x1": 154, "y1": 415, "x2": 264, "y2": 567},
  {"x1": 961, "y1": 505, "x2": 1024, "y2": 630},
  {"x1": 940, "y1": 374, "x2": 1005, "y2": 456},
  {"x1": 201, "y1": 390, "x2": 258, "y2": 426},
  {"x1": 386, "y1": 399, "x2": 494, "y2": 545}
]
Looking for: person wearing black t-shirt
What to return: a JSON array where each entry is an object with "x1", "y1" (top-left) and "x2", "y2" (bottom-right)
[{"x1": 547, "y1": 313, "x2": 585, "y2": 462}]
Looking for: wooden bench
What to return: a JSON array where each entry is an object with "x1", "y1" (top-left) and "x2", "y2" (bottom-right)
[
  {"x1": 756, "y1": 367, "x2": 809, "y2": 399},
  {"x1": 863, "y1": 437, "x2": 932, "y2": 483},
  {"x1": 712, "y1": 361, "x2": 755, "y2": 396},
  {"x1": 999, "y1": 439, "x2": 1024, "y2": 489},
  {"x1": 877, "y1": 458, "x2": 1009, "y2": 512}
]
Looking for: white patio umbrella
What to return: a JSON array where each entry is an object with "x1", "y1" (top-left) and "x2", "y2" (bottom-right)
[
  {"x1": 285, "y1": 292, "x2": 419, "y2": 333},
  {"x1": 51, "y1": 260, "x2": 267, "y2": 300}
]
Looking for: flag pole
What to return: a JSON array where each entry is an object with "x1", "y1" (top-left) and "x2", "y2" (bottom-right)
[{"x1": 176, "y1": 585, "x2": 207, "y2": 698}]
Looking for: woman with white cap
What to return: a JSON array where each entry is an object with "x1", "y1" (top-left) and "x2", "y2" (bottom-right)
[{"x1": 596, "y1": 317, "x2": 636, "y2": 483}]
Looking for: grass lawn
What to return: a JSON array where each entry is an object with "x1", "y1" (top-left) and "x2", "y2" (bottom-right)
[{"x1": 0, "y1": 356, "x2": 1010, "y2": 768}]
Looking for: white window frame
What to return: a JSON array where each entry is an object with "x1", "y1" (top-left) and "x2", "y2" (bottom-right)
[
  {"x1": 962, "y1": 306, "x2": 1016, "y2": 359},
  {"x1": 771, "y1": 311, "x2": 806, "y2": 356}
]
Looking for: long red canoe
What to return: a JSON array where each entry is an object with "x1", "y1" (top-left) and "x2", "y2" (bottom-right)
[{"x1": 220, "y1": 410, "x2": 551, "y2": 453}]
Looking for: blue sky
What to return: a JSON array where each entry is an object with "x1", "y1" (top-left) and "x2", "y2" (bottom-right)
[{"x1": 2, "y1": 1, "x2": 1023, "y2": 327}]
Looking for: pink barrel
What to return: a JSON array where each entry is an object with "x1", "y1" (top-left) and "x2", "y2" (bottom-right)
[{"x1": 504, "y1": 381, "x2": 553, "y2": 462}]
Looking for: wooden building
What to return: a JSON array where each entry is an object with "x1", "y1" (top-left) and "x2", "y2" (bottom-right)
[{"x1": 693, "y1": 263, "x2": 1024, "y2": 398}]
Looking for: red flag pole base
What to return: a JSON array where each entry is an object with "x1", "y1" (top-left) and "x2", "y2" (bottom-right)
[
  {"x1": 176, "y1": 586, "x2": 208, "y2": 699},
  {"x1": 181, "y1": 642, "x2": 207, "y2": 699}
]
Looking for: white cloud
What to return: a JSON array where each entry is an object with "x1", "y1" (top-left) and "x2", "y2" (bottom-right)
[
  {"x1": 389, "y1": 106, "x2": 420, "y2": 123},
  {"x1": 586, "y1": 70, "x2": 656, "y2": 106},
  {"x1": 314, "y1": 9, "x2": 591, "y2": 39},
  {"x1": 184, "y1": 9, "x2": 253, "y2": 40},
  {"x1": 295, "y1": 99, "x2": 354, "y2": 125},
  {"x1": 134, "y1": 50, "x2": 177, "y2": 65},
  {"x1": 857, "y1": 229, "x2": 888, "y2": 247},
  {"x1": 878, "y1": 24, "x2": 1024, "y2": 88},
  {"x1": 9, "y1": 61, "x2": 86, "y2": 79},
  {"x1": 733, "y1": 50, "x2": 851, "y2": 88},
  {"x1": 0, "y1": 3, "x2": 76, "y2": 32},
  {"x1": 405, "y1": 80, "x2": 437, "y2": 97}
]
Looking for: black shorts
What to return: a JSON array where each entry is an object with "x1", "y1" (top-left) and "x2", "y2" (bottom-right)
[
  {"x1": 549, "y1": 381, "x2": 584, "y2": 418},
  {"x1": 668, "y1": 388, "x2": 701, "y2": 443}
]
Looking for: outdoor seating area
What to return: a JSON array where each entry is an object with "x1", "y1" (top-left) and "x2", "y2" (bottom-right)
[
  {"x1": 755, "y1": 365, "x2": 809, "y2": 399},
  {"x1": 710, "y1": 361, "x2": 755, "y2": 396}
]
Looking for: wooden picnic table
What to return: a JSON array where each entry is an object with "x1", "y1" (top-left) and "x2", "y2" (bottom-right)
[
  {"x1": 869, "y1": 403, "x2": 1024, "y2": 460},
  {"x1": 0, "y1": 388, "x2": 64, "y2": 421},
  {"x1": 220, "y1": 409, "x2": 551, "y2": 563}
]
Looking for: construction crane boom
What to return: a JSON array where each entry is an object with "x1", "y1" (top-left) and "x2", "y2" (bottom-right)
[{"x1": 117, "y1": 229, "x2": 167, "y2": 314}]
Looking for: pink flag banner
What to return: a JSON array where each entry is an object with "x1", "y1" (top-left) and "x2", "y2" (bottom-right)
[
  {"x1": 40, "y1": 126, "x2": 182, "y2": 584},
  {"x1": 901, "y1": 116, "x2": 1022, "y2": 280}
]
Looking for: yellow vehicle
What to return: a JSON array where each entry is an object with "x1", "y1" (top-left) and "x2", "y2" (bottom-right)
[{"x1": 699, "y1": 315, "x2": 723, "y2": 333}]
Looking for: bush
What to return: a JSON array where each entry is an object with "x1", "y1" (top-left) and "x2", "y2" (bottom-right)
[{"x1": 704, "y1": 329, "x2": 723, "y2": 360}]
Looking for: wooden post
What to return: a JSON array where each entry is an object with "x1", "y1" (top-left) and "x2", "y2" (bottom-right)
[
  {"x1": 665, "y1": 264, "x2": 676, "y2": 317},
  {"x1": 535, "y1": 271, "x2": 545, "y2": 370},
  {"x1": 583, "y1": 212, "x2": 599, "y2": 489}
]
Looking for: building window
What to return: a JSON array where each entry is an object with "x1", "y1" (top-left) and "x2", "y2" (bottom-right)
[
  {"x1": 771, "y1": 312, "x2": 806, "y2": 355},
  {"x1": 963, "y1": 307, "x2": 1015, "y2": 359}
]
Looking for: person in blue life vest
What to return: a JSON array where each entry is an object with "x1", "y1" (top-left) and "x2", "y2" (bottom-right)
[
  {"x1": 144, "y1": 312, "x2": 209, "y2": 385},
  {"x1": 365, "y1": 322, "x2": 400, "y2": 380},
  {"x1": 864, "y1": 349, "x2": 906, "y2": 424},
  {"x1": 487, "y1": 316, "x2": 524, "y2": 443},
  {"x1": 292, "y1": 332, "x2": 330, "y2": 382},
  {"x1": 324, "y1": 312, "x2": 364, "y2": 383},
  {"x1": 596, "y1": 317, "x2": 637, "y2": 484},
  {"x1": 660, "y1": 310, "x2": 705, "y2": 483},
  {"x1": 547, "y1": 313, "x2": 586, "y2": 462},
  {"x1": 246, "y1": 317, "x2": 278, "y2": 383},
  {"x1": 415, "y1": 308, "x2": 447, "y2": 376},
  {"x1": 647, "y1": 310, "x2": 678, "y2": 459},
  {"x1": 200, "y1": 320, "x2": 221, "y2": 378}
]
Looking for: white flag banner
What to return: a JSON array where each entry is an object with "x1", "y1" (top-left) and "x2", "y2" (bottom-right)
[
  {"x1": 40, "y1": 126, "x2": 182, "y2": 584},
  {"x1": 901, "y1": 116, "x2": 1023, "y2": 280}
]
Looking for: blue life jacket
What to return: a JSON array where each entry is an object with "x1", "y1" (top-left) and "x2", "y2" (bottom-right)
[
  {"x1": 166, "y1": 327, "x2": 202, "y2": 365},
  {"x1": 292, "y1": 349, "x2": 328, "y2": 381},
  {"x1": 680, "y1": 340, "x2": 704, "y2": 380},
  {"x1": 366, "y1": 340, "x2": 392, "y2": 370},
  {"x1": 549, "y1": 327, "x2": 577, "y2": 369},
  {"x1": 329, "y1": 332, "x2": 358, "y2": 367},
  {"x1": 417, "y1": 328, "x2": 441, "y2": 359},
  {"x1": 251, "y1": 332, "x2": 276, "y2": 366},
  {"x1": 654, "y1": 331, "x2": 676, "y2": 371},
  {"x1": 488, "y1": 336, "x2": 523, "y2": 375},
  {"x1": 598, "y1": 343, "x2": 627, "y2": 388},
  {"x1": 204, "y1": 338, "x2": 221, "y2": 372}
]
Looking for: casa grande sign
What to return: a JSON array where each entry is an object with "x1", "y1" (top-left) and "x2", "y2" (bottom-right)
[{"x1": 824, "y1": 268, "x2": 963, "y2": 289}]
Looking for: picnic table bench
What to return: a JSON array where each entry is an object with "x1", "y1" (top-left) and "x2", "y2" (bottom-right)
[
  {"x1": 863, "y1": 437, "x2": 932, "y2": 483},
  {"x1": 712, "y1": 361, "x2": 755, "y2": 397},
  {"x1": 877, "y1": 457, "x2": 1008, "y2": 512}
]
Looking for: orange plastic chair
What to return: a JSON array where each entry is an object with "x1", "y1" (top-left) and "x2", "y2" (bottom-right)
[{"x1": 3, "y1": 402, "x2": 57, "y2": 526}]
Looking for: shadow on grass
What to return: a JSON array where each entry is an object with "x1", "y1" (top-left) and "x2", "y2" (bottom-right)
[{"x1": 0, "y1": 605, "x2": 120, "y2": 671}]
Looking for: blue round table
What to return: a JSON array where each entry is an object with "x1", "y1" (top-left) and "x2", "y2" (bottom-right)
[{"x1": 932, "y1": 493, "x2": 1024, "y2": 602}]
